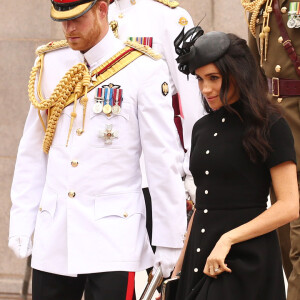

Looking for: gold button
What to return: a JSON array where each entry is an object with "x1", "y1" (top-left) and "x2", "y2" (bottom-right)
[
  {"x1": 278, "y1": 36, "x2": 283, "y2": 43},
  {"x1": 118, "y1": 13, "x2": 124, "y2": 18},
  {"x1": 68, "y1": 191, "x2": 76, "y2": 198},
  {"x1": 39, "y1": 207, "x2": 42, "y2": 212},
  {"x1": 76, "y1": 128, "x2": 84, "y2": 136},
  {"x1": 277, "y1": 98, "x2": 283, "y2": 103},
  {"x1": 71, "y1": 160, "x2": 79, "y2": 167},
  {"x1": 281, "y1": 7, "x2": 287, "y2": 14},
  {"x1": 123, "y1": 212, "x2": 128, "y2": 218},
  {"x1": 275, "y1": 65, "x2": 281, "y2": 72}
]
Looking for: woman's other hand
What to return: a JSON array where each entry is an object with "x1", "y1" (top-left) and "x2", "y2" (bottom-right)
[{"x1": 203, "y1": 235, "x2": 232, "y2": 278}]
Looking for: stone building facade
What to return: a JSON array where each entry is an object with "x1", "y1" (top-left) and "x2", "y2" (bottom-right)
[{"x1": 0, "y1": 0, "x2": 247, "y2": 296}]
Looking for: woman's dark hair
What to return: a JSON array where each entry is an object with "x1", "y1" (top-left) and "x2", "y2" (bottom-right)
[{"x1": 203, "y1": 33, "x2": 282, "y2": 163}]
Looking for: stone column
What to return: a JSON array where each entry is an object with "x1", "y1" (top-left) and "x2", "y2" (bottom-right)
[
  {"x1": 0, "y1": 0, "x2": 63, "y2": 295},
  {"x1": 180, "y1": 0, "x2": 248, "y2": 38}
]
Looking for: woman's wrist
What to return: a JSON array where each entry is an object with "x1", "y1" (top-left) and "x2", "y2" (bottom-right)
[{"x1": 220, "y1": 232, "x2": 235, "y2": 246}]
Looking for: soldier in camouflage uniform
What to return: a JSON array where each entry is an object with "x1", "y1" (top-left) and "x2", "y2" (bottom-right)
[{"x1": 242, "y1": 0, "x2": 300, "y2": 298}]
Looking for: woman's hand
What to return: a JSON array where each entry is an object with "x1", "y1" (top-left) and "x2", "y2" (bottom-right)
[
  {"x1": 203, "y1": 235, "x2": 232, "y2": 278},
  {"x1": 171, "y1": 265, "x2": 181, "y2": 279}
]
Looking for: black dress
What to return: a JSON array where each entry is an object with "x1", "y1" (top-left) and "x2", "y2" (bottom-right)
[{"x1": 175, "y1": 101, "x2": 296, "y2": 300}]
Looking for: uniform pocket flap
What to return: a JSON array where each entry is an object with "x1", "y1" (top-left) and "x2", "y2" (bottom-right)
[
  {"x1": 39, "y1": 187, "x2": 57, "y2": 218},
  {"x1": 94, "y1": 192, "x2": 143, "y2": 220}
]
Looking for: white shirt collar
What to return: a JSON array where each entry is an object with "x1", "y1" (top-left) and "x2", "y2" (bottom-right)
[{"x1": 83, "y1": 29, "x2": 121, "y2": 71}]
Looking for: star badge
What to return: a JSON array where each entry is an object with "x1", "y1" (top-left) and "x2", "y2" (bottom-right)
[{"x1": 99, "y1": 124, "x2": 118, "y2": 145}]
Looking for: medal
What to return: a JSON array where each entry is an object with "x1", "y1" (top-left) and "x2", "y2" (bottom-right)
[
  {"x1": 287, "y1": 16, "x2": 296, "y2": 28},
  {"x1": 112, "y1": 87, "x2": 123, "y2": 115},
  {"x1": 93, "y1": 88, "x2": 104, "y2": 114},
  {"x1": 93, "y1": 101, "x2": 103, "y2": 113},
  {"x1": 102, "y1": 87, "x2": 112, "y2": 115},
  {"x1": 295, "y1": 16, "x2": 300, "y2": 28},
  {"x1": 288, "y1": 2, "x2": 300, "y2": 28},
  {"x1": 103, "y1": 104, "x2": 112, "y2": 114},
  {"x1": 100, "y1": 83, "x2": 123, "y2": 116},
  {"x1": 99, "y1": 124, "x2": 118, "y2": 145},
  {"x1": 112, "y1": 104, "x2": 121, "y2": 115},
  {"x1": 129, "y1": 37, "x2": 153, "y2": 47}
]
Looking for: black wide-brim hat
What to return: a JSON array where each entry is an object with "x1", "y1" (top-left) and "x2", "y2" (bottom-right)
[
  {"x1": 51, "y1": 0, "x2": 98, "y2": 21},
  {"x1": 175, "y1": 30, "x2": 231, "y2": 75}
]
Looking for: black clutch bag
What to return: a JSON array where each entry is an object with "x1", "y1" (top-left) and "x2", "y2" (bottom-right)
[{"x1": 161, "y1": 277, "x2": 180, "y2": 300}]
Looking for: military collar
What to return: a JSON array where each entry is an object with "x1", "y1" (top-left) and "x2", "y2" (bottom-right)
[
  {"x1": 83, "y1": 29, "x2": 121, "y2": 71},
  {"x1": 113, "y1": 0, "x2": 146, "y2": 11}
]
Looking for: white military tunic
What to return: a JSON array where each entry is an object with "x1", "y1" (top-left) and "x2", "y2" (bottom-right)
[
  {"x1": 108, "y1": 0, "x2": 204, "y2": 177},
  {"x1": 9, "y1": 30, "x2": 186, "y2": 276}
]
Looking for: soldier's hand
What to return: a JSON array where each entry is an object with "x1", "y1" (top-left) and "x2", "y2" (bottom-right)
[
  {"x1": 153, "y1": 247, "x2": 181, "y2": 278},
  {"x1": 8, "y1": 236, "x2": 32, "y2": 258}
]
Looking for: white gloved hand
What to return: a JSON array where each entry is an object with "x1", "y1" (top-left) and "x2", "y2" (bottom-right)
[
  {"x1": 184, "y1": 175, "x2": 196, "y2": 204},
  {"x1": 8, "y1": 236, "x2": 32, "y2": 259},
  {"x1": 153, "y1": 246, "x2": 181, "y2": 278}
]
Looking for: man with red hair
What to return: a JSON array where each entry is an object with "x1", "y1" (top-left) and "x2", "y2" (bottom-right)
[{"x1": 8, "y1": 1, "x2": 186, "y2": 299}]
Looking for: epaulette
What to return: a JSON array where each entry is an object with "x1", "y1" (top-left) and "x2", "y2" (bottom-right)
[
  {"x1": 35, "y1": 40, "x2": 69, "y2": 56},
  {"x1": 124, "y1": 40, "x2": 162, "y2": 60},
  {"x1": 154, "y1": 0, "x2": 179, "y2": 8}
]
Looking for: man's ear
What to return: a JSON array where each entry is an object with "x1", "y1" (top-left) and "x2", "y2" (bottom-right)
[{"x1": 98, "y1": 1, "x2": 109, "y2": 19}]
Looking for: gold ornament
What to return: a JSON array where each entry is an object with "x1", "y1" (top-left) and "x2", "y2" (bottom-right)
[
  {"x1": 29, "y1": 43, "x2": 147, "y2": 153},
  {"x1": 275, "y1": 65, "x2": 282, "y2": 72},
  {"x1": 154, "y1": 0, "x2": 179, "y2": 8},
  {"x1": 281, "y1": 7, "x2": 287, "y2": 13},
  {"x1": 179, "y1": 17, "x2": 188, "y2": 26},
  {"x1": 76, "y1": 129, "x2": 83, "y2": 136},
  {"x1": 109, "y1": 20, "x2": 119, "y2": 38},
  {"x1": 241, "y1": 0, "x2": 273, "y2": 66},
  {"x1": 28, "y1": 54, "x2": 90, "y2": 153},
  {"x1": 241, "y1": 0, "x2": 267, "y2": 37}
]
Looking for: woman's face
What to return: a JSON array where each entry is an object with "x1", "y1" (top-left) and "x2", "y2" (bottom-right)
[{"x1": 195, "y1": 63, "x2": 239, "y2": 111}]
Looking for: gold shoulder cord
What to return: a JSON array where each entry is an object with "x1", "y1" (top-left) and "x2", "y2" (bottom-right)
[
  {"x1": 241, "y1": 0, "x2": 273, "y2": 66},
  {"x1": 28, "y1": 41, "x2": 146, "y2": 154},
  {"x1": 124, "y1": 40, "x2": 162, "y2": 60},
  {"x1": 154, "y1": 0, "x2": 179, "y2": 8},
  {"x1": 28, "y1": 40, "x2": 90, "y2": 153}
]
